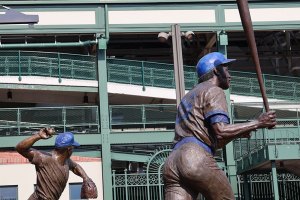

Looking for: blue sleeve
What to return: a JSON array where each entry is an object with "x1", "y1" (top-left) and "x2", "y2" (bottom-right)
[{"x1": 205, "y1": 111, "x2": 230, "y2": 125}]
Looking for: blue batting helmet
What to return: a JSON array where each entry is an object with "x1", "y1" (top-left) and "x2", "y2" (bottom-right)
[
  {"x1": 55, "y1": 132, "x2": 80, "y2": 148},
  {"x1": 196, "y1": 52, "x2": 236, "y2": 77}
]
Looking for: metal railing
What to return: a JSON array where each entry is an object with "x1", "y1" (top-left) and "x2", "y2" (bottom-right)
[
  {"x1": 238, "y1": 173, "x2": 300, "y2": 199},
  {"x1": 0, "y1": 106, "x2": 99, "y2": 136},
  {"x1": 0, "y1": 50, "x2": 96, "y2": 82},
  {"x1": 112, "y1": 170, "x2": 165, "y2": 200},
  {"x1": 232, "y1": 103, "x2": 300, "y2": 160},
  {"x1": 109, "y1": 104, "x2": 177, "y2": 131},
  {"x1": 0, "y1": 51, "x2": 299, "y2": 101},
  {"x1": 112, "y1": 170, "x2": 207, "y2": 200}
]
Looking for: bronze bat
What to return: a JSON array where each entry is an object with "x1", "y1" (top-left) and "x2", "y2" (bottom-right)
[{"x1": 236, "y1": 0, "x2": 270, "y2": 112}]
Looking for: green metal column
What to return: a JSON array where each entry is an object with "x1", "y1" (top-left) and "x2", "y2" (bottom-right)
[
  {"x1": 271, "y1": 161, "x2": 280, "y2": 200},
  {"x1": 98, "y1": 36, "x2": 113, "y2": 200},
  {"x1": 218, "y1": 30, "x2": 239, "y2": 198},
  {"x1": 242, "y1": 174, "x2": 251, "y2": 200}
]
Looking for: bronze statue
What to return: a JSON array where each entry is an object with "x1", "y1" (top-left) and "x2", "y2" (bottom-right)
[
  {"x1": 16, "y1": 128, "x2": 98, "y2": 199},
  {"x1": 163, "y1": 52, "x2": 277, "y2": 200}
]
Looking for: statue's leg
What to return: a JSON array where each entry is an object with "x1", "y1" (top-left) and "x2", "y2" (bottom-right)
[
  {"x1": 175, "y1": 143, "x2": 235, "y2": 200},
  {"x1": 164, "y1": 185, "x2": 194, "y2": 200},
  {"x1": 164, "y1": 149, "x2": 197, "y2": 200}
]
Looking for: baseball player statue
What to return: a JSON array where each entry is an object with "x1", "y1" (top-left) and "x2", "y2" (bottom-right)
[
  {"x1": 163, "y1": 52, "x2": 276, "y2": 200},
  {"x1": 16, "y1": 128, "x2": 97, "y2": 199}
]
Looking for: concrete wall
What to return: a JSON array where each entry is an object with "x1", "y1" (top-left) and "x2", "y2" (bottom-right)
[{"x1": 0, "y1": 161, "x2": 103, "y2": 200}]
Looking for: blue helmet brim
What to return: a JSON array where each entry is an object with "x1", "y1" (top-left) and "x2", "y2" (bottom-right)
[
  {"x1": 220, "y1": 58, "x2": 236, "y2": 65},
  {"x1": 72, "y1": 141, "x2": 80, "y2": 147}
]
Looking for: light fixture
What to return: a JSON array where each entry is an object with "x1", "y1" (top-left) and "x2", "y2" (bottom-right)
[
  {"x1": 182, "y1": 31, "x2": 195, "y2": 42},
  {"x1": 7, "y1": 90, "x2": 12, "y2": 100},
  {"x1": 83, "y1": 93, "x2": 89, "y2": 104},
  {"x1": 157, "y1": 31, "x2": 195, "y2": 43},
  {"x1": 158, "y1": 32, "x2": 171, "y2": 43}
]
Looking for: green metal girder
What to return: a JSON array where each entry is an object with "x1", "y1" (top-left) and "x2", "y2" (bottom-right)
[
  {"x1": 0, "y1": 40, "x2": 97, "y2": 49},
  {"x1": 0, "y1": 134, "x2": 102, "y2": 148},
  {"x1": 1, "y1": 1, "x2": 300, "y2": 34},
  {"x1": 0, "y1": 83, "x2": 98, "y2": 92},
  {"x1": 108, "y1": 2, "x2": 300, "y2": 33},
  {"x1": 73, "y1": 150, "x2": 101, "y2": 158},
  {"x1": 0, "y1": 0, "x2": 287, "y2": 5},
  {"x1": 0, "y1": 132, "x2": 174, "y2": 149},
  {"x1": 0, "y1": 6, "x2": 105, "y2": 35},
  {"x1": 111, "y1": 152, "x2": 149, "y2": 162}
]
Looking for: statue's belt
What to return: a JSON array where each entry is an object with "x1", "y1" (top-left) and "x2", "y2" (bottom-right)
[{"x1": 173, "y1": 136, "x2": 213, "y2": 155}]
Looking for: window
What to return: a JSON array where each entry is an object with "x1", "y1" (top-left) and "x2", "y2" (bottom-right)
[
  {"x1": 69, "y1": 183, "x2": 82, "y2": 200},
  {"x1": 0, "y1": 185, "x2": 18, "y2": 200}
]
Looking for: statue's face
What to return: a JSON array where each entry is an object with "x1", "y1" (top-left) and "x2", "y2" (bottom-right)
[
  {"x1": 67, "y1": 146, "x2": 74, "y2": 157},
  {"x1": 217, "y1": 66, "x2": 231, "y2": 90}
]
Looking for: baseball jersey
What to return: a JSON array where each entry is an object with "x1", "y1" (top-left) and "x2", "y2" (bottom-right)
[
  {"x1": 174, "y1": 81, "x2": 230, "y2": 151},
  {"x1": 29, "y1": 150, "x2": 70, "y2": 200}
]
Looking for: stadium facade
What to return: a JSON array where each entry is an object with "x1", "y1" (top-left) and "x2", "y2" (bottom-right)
[{"x1": 0, "y1": 0, "x2": 300, "y2": 199}]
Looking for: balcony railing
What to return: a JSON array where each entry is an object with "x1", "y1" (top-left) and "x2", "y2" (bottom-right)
[
  {"x1": 0, "y1": 51, "x2": 299, "y2": 101},
  {"x1": 232, "y1": 103, "x2": 300, "y2": 160},
  {"x1": 109, "y1": 104, "x2": 176, "y2": 131},
  {"x1": 0, "y1": 106, "x2": 99, "y2": 136}
]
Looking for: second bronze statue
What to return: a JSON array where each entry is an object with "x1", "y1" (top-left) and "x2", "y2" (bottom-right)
[{"x1": 16, "y1": 128, "x2": 98, "y2": 200}]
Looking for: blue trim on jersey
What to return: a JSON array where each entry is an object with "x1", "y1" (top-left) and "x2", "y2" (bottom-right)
[
  {"x1": 210, "y1": 114, "x2": 230, "y2": 124},
  {"x1": 173, "y1": 136, "x2": 213, "y2": 155}
]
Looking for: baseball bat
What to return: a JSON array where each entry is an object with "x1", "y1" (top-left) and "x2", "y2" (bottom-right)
[{"x1": 236, "y1": 0, "x2": 270, "y2": 112}]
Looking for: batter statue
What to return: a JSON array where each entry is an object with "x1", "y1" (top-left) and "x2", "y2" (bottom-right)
[
  {"x1": 163, "y1": 52, "x2": 276, "y2": 200},
  {"x1": 16, "y1": 128, "x2": 98, "y2": 200}
]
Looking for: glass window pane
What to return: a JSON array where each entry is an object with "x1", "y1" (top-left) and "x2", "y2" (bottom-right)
[
  {"x1": 0, "y1": 185, "x2": 18, "y2": 200},
  {"x1": 69, "y1": 183, "x2": 82, "y2": 200}
]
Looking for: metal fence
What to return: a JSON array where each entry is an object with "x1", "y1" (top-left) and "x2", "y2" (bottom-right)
[
  {"x1": 112, "y1": 170, "x2": 165, "y2": 200},
  {"x1": 112, "y1": 170, "x2": 207, "y2": 200},
  {"x1": 0, "y1": 106, "x2": 99, "y2": 136},
  {"x1": 232, "y1": 103, "x2": 300, "y2": 160},
  {"x1": 238, "y1": 173, "x2": 300, "y2": 200},
  {"x1": 0, "y1": 50, "x2": 96, "y2": 81},
  {"x1": 0, "y1": 51, "x2": 299, "y2": 101},
  {"x1": 109, "y1": 104, "x2": 176, "y2": 131}
]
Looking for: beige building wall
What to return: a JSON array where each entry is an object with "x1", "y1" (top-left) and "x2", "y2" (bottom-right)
[{"x1": 0, "y1": 153, "x2": 103, "y2": 200}]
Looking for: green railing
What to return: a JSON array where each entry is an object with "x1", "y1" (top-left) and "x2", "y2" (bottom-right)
[
  {"x1": 112, "y1": 170, "x2": 166, "y2": 200},
  {"x1": 112, "y1": 171, "x2": 300, "y2": 200},
  {"x1": 238, "y1": 173, "x2": 300, "y2": 199},
  {"x1": 232, "y1": 103, "x2": 300, "y2": 160},
  {"x1": 107, "y1": 58, "x2": 300, "y2": 101},
  {"x1": 0, "y1": 51, "x2": 299, "y2": 101},
  {"x1": 0, "y1": 106, "x2": 99, "y2": 136},
  {"x1": 109, "y1": 104, "x2": 176, "y2": 131},
  {"x1": 0, "y1": 50, "x2": 96, "y2": 81},
  {"x1": 112, "y1": 170, "x2": 209, "y2": 200}
]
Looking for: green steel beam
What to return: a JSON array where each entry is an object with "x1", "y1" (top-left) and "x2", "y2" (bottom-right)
[
  {"x1": 1, "y1": 1, "x2": 300, "y2": 34},
  {"x1": 271, "y1": 161, "x2": 280, "y2": 200},
  {"x1": 73, "y1": 150, "x2": 101, "y2": 158},
  {"x1": 110, "y1": 131, "x2": 174, "y2": 144},
  {"x1": 111, "y1": 152, "x2": 149, "y2": 162},
  {"x1": 0, "y1": 0, "x2": 286, "y2": 5},
  {"x1": 0, "y1": 40, "x2": 97, "y2": 49},
  {"x1": 0, "y1": 83, "x2": 98, "y2": 92},
  {"x1": 0, "y1": 132, "x2": 173, "y2": 148},
  {"x1": 0, "y1": 134, "x2": 102, "y2": 148},
  {"x1": 97, "y1": 37, "x2": 113, "y2": 200}
]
